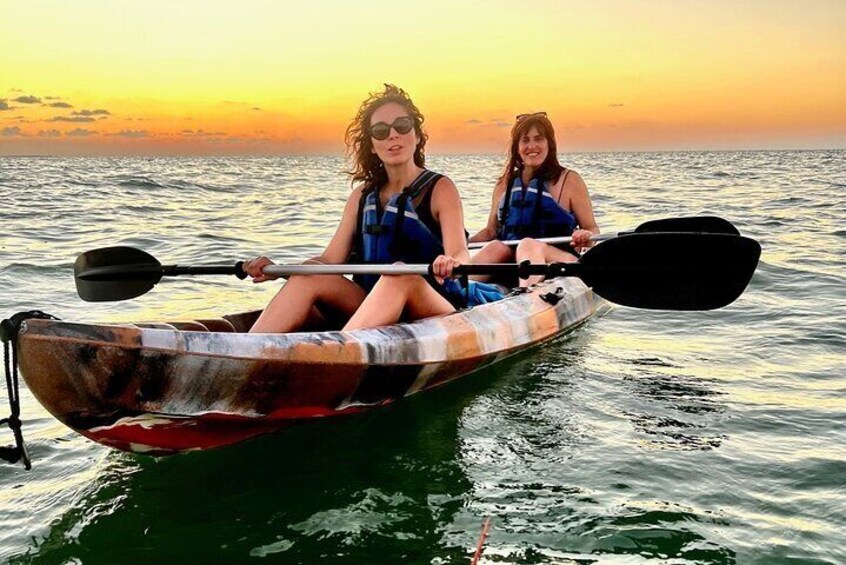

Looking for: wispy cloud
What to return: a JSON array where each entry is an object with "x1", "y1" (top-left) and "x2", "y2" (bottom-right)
[
  {"x1": 1, "y1": 126, "x2": 23, "y2": 137},
  {"x1": 181, "y1": 129, "x2": 227, "y2": 137},
  {"x1": 13, "y1": 95, "x2": 42, "y2": 104},
  {"x1": 0, "y1": 100, "x2": 16, "y2": 111},
  {"x1": 66, "y1": 128, "x2": 97, "y2": 137},
  {"x1": 111, "y1": 130, "x2": 150, "y2": 138},
  {"x1": 47, "y1": 101, "x2": 74, "y2": 108},
  {"x1": 466, "y1": 118, "x2": 510, "y2": 128},
  {"x1": 38, "y1": 129, "x2": 62, "y2": 137},
  {"x1": 47, "y1": 116, "x2": 96, "y2": 123},
  {"x1": 608, "y1": 103, "x2": 625, "y2": 108},
  {"x1": 72, "y1": 109, "x2": 110, "y2": 116}
]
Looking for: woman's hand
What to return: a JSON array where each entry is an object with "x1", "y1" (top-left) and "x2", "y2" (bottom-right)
[
  {"x1": 431, "y1": 254, "x2": 461, "y2": 283},
  {"x1": 242, "y1": 256, "x2": 279, "y2": 283},
  {"x1": 571, "y1": 229, "x2": 595, "y2": 250}
]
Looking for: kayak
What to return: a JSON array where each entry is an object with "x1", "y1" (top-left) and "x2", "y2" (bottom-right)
[{"x1": 17, "y1": 277, "x2": 604, "y2": 454}]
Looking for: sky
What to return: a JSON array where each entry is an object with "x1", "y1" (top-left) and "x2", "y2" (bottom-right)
[{"x1": 1, "y1": 0, "x2": 844, "y2": 155}]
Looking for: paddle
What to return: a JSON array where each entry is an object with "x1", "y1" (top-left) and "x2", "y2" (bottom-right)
[
  {"x1": 75, "y1": 232, "x2": 760, "y2": 310},
  {"x1": 468, "y1": 215, "x2": 739, "y2": 249}
]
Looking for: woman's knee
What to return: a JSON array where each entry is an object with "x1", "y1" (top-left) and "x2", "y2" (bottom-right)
[
  {"x1": 516, "y1": 238, "x2": 542, "y2": 256},
  {"x1": 287, "y1": 274, "x2": 345, "y2": 297},
  {"x1": 490, "y1": 240, "x2": 514, "y2": 262},
  {"x1": 374, "y1": 274, "x2": 422, "y2": 294}
]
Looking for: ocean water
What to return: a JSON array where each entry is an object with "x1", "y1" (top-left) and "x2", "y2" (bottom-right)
[{"x1": 0, "y1": 151, "x2": 843, "y2": 564}]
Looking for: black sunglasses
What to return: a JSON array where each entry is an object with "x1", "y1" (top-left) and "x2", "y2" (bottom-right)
[
  {"x1": 515, "y1": 111, "x2": 548, "y2": 122},
  {"x1": 369, "y1": 116, "x2": 414, "y2": 140}
]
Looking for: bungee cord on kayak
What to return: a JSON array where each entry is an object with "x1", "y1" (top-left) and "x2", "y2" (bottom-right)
[{"x1": 1, "y1": 310, "x2": 59, "y2": 470}]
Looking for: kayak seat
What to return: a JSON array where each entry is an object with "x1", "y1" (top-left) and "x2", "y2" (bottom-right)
[
  {"x1": 196, "y1": 318, "x2": 237, "y2": 333},
  {"x1": 224, "y1": 311, "x2": 263, "y2": 333},
  {"x1": 167, "y1": 321, "x2": 210, "y2": 332},
  {"x1": 133, "y1": 322, "x2": 178, "y2": 330}
]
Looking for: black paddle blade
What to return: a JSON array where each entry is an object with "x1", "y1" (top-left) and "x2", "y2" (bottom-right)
[
  {"x1": 74, "y1": 246, "x2": 164, "y2": 302},
  {"x1": 634, "y1": 216, "x2": 740, "y2": 236},
  {"x1": 579, "y1": 232, "x2": 761, "y2": 310}
]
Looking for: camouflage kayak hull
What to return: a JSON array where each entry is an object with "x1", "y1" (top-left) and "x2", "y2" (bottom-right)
[{"x1": 18, "y1": 278, "x2": 602, "y2": 454}]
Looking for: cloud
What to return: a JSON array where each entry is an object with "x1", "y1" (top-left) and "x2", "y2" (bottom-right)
[
  {"x1": 72, "y1": 109, "x2": 111, "y2": 116},
  {"x1": 1, "y1": 126, "x2": 23, "y2": 136},
  {"x1": 0, "y1": 100, "x2": 15, "y2": 111},
  {"x1": 252, "y1": 107, "x2": 262, "y2": 111},
  {"x1": 47, "y1": 101, "x2": 74, "y2": 108},
  {"x1": 13, "y1": 95, "x2": 42, "y2": 104},
  {"x1": 111, "y1": 130, "x2": 150, "y2": 138},
  {"x1": 608, "y1": 103, "x2": 625, "y2": 108},
  {"x1": 47, "y1": 116, "x2": 96, "y2": 123},
  {"x1": 181, "y1": 129, "x2": 227, "y2": 137},
  {"x1": 65, "y1": 128, "x2": 97, "y2": 137},
  {"x1": 466, "y1": 118, "x2": 510, "y2": 128},
  {"x1": 38, "y1": 129, "x2": 61, "y2": 137}
]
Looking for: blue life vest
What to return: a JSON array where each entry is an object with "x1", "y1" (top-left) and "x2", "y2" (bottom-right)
[
  {"x1": 496, "y1": 174, "x2": 578, "y2": 241},
  {"x1": 353, "y1": 170, "x2": 506, "y2": 307},
  {"x1": 354, "y1": 170, "x2": 445, "y2": 292}
]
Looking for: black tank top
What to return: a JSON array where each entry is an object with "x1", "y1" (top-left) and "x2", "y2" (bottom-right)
[{"x1": 412, "y1": 179, "x2": 440, "y2": 237}]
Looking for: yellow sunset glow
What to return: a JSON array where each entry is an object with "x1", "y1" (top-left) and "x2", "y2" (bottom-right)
[{"x1": 2, "y1": 0, "x2": 844, "y2": 155}]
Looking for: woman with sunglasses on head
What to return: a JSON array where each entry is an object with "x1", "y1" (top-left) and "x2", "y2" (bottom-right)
[
  {"x1": 469, "y1": 112, "x2": 599, "y2": 286},
  {"x1": 243, "y1": 84, "x2": 504, "y2": 333}
]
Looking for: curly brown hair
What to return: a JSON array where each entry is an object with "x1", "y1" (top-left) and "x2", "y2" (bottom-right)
[
  {"x1": 345, "y1": 84, "x2": 428, "y2": 188},
  {"x1": 500, "y1": 113, "x2": 565, "y2": 188}
]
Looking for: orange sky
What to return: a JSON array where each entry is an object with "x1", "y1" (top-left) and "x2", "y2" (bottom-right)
[{"x1": 1, "y1": 0, "x2": 844, "y2": 155}]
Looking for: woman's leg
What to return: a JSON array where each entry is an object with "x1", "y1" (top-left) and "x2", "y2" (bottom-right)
[
  {"x1": 343, "y1": 274, "x2": 454, "y2": 331},
  {"x1": 469, "y1": 240, "x2": 515, "y2": 281},
  {"x1": 515, "y1": 238, "x2": 578, "y2": 287},
  {"x1": 249, "y1": 274, "x2": 366, "y2": 333}
]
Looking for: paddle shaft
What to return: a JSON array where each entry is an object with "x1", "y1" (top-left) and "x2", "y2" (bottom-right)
[
  {"x1": 468, "y1": 233, "x2": 615, "y2": 250},
  {"x1": 78, "y1": 263, "x2": 246, "y2": 280},
  {"x1": 259, "y1": 262, "x2": 579, "y2": 278}
]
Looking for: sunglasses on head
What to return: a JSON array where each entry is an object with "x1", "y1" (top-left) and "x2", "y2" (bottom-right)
[
  {"x1": 369, "y1": 116, "x2": 414, "y2": 140},
  {"x1": 515, "y1": 111, "x2": 548, "y2": 122}
]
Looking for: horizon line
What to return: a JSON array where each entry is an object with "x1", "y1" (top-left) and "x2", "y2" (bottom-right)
[{"x1": 2, "y1": 147, "x2": 844, "y2": 159}]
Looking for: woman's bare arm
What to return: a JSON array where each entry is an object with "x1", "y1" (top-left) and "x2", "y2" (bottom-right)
[{"x1": 468, "y1": 179, "x2": 506, "y2": 243}]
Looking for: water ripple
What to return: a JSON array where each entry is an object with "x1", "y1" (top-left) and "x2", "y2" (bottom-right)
[{"x1": 0, "y1": 152, "x2": 844, "y2": 564}]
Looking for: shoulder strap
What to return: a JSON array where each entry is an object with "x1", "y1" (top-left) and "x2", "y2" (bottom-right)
[
  {"x1": 415, "y1": 172, "x2": 445, "y2": 236},
  {"x1": 556, "y1": 169, "x2": 570, "y2": 204},
  {"x1": 407, "y1": 169, "x2": 439, "y2": 199},
  {"x1": 393, "y1": 170, "x2": 442, "y2": 244},
  {"x1": 353, "y1": 184, "x2": 375, "y2": 263},
  {"x1": 497, "y1": 175, "x2": 517, "y2": 232},
  {"x1": 533, "y1": 176, "x2": 549, "y2": 220}
]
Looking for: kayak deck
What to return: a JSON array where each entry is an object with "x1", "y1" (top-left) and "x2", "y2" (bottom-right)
[{"x1": 18, "y1": 278, "x2": 603, "y2": 454}]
